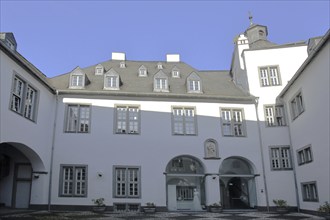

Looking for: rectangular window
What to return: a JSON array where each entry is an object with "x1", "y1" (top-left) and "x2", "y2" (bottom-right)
[
  {"x1": 65, "y1": 104, "x2": 90, "y2": 133},
  {"x1": 301, "y1": 182, "x2": 318, "y2": 202},
  {"x1": 70, "y1": 74, "x2": 84, "y2": 87},
  {"x1": 220, "y1": 109, "x2": 245, "y2": 137},
  {"x1": 114, "y1": 166, "x2": 140, "y2": 198},
  {"x1": 172, "y1": 107, "x2": 197, "y2": 135},
  {"x1": 105, "y1": 75, "x2": 118, "y2": 88},
  {"x1": 155, "y1": 78, "x2": 167, "y2": 90},
  {"x1": 59, "y1": 165, "x2": 87, "y2": 197},
  {"x1": 188, "y1": 80, "x2": 200, "y2": 91},
  {"x1": 290, "y1": 92, "x2": 304, "y2": 119},
  {"x1": 10, "y1": 75, "x2": 38, "y2": 121},
  {"x1": 297, "y1": 145, "x2": 313, "y2": 165},
  {"x1": 115, "y1": 106, "x2": 140, "y2": 134},
  {"x1": 176, "y1": 186, "x2": 195, "y2": 201},
  {"x1": 270, "y1": 146, "x2": 292, "y2": 170},
  {"x1": 259, "y1": 66, "x2": 281, "y2": 87},
  {"x1": 264, "y1": 105, "x2": 286, "y2": 127}
]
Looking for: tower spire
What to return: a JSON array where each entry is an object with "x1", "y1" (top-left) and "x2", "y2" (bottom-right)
[{"x1": 248, "y1": 11, "x2": 253, "y2": 26}]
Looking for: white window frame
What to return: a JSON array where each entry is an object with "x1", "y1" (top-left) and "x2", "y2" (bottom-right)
[
  {"x1": 59, "y1": 165, "x2": 87, "y2": 197},
  {"x1": 65, "y1": 104, "x2": 91, "y2": 133},
  {"x1": 104, "y1": 75, "x2": 119, "y2": 90},
  {"x1": 70, "y1": 74, "x2": 85, "y2": 88},
  {"x1": 259, "y1": 66, "x2": 281, "y2": 87},
  {"x1": 113, "y1": 166, "x2": 141, "y2": 198},
  {"x1": 10, "y1": 74, "x2": 38, "y2": 121},
  {"x1": 138, "y1": 66, "x2": 147, "y2": 77},
  {"x1": 220, "y1": 108, "x2": 245, "y2": 137},
  {"x1": 301, "y1": 182, "x2": 318, "y2": 202},
  {"x1": 264, "y1": 105, "x2": 286, "y2": 127},
  {"x1": 120, "y1": 61, "x2": 126, "y2": 68},
  {"x1": 188, "y1": 80, "x2": 201, "y2": 92},
  {"x1": 172, "y1": 107, "x2": 197, "y2": 136},
  {"x1": 269, "y1": 146, "x2": 292, "y2": 170},
  {"x1": 290, "y1": 91, "x2": 304, "y2": 120},
  {"x1": 172, "y1": 66, "x2": 180, "y2": 78},
  {"x1": 154, "y1": 78, "x2": 168, "y2": 92},
  {"x1": 297, "y1": 145, "x2": 313, "y2": 165},
  {"x1": 157, "y1": 62, "x2": 163, "y2": 69},
  {"x1": 115, "y1": 105, "x2": 140, "y2": 134}
]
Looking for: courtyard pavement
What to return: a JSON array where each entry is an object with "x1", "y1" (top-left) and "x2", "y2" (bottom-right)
[{"x1": 0, "y1": 209, "x2": 326, "y2": 220}]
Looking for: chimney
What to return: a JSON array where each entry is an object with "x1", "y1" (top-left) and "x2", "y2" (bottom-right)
[
  {"x1": 166, "y1": 54, "x2": 180, "y2": 62},
  {"x1": 112, "y1": 52, "x2": 126, "y2": 61}
]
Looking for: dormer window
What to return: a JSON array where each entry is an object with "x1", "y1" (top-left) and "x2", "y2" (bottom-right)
[
  {"x1": 120, "y1": 61, "x2": 126, "y2": 68},
  {"x1": 154, "y1": 70, "x2": 169, "y2": 92},
  {"x1": 138, "y1": 65, "x2": 147, "y2": 77},
  {"x1": 157, "y1": 62, "x2": 163, "y2": 69},
  {"x1": 104, "y1": 69, "x2": 120, "y2": 90},
  {"x1": 69, "y1": 67, "x2": 86, "y2": 89},
  {"x1": 172, "y1": 66, "x2": 180, "y2": 78},
  {"x1": 95, "y1": 64, "x2": 104, "y2": 75},
  {"x1": 187, "y1": 72, "x2": 202, "y2": 93}
]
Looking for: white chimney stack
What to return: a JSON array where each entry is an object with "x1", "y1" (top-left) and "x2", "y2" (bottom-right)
[
  {"x1": 166, "y1": 54, "x2": 180, "y2": 62},
  {"x1": 112, "y1": 52, "x2": 126, "y2": 61}
]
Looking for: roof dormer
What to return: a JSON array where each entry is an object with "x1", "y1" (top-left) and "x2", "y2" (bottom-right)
[
  {"x1": 153, "y1": 70, "x2": 169, "y2": 92},
  {"x1": 171, "y1": 66, "x2": 180, "y2": 78},
  {"x1": 187, "y1": 72, "x2": 202, "y2": 93},
  {"x1": 120, "y1": 61, "x2": 126, "y2": 68},
  {"x1": 138, "y1": 65, "x2": 147, "y2": 77},
  {"x1": 157, "y1": 62, "x2": 163, "y2": 69},
  {"x1": 0, "y1": 32, "x2": 17, "y2": 51},
  {"x1": 69, "y1": 67, "x2": 88, "y2": 89},
  {"x1": 104, "y1": 68, "x2": 120, "y2": 90},
  {"x1": 95, "y1": 64, "x2": 104, "y2": 75}
]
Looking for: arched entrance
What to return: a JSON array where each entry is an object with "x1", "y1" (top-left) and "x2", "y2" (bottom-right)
[
  {"x1": 165, "y1": 155, "x2": 205, "y2": 211},
  {"x1": 219, "y1": 157, "x2": 257, "y2": 209},
  {"x1": 0, "y1": 142, "x2": 46, "y2": 208}
]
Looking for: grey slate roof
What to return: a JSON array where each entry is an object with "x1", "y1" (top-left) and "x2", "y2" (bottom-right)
[{"x1": 49, "y1": 60, "x2": 254, "y2": 103}]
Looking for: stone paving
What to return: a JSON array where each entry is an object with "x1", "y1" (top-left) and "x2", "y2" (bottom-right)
[{"x1": 0, "y1": 210, "x2": 326, "y2": 220}]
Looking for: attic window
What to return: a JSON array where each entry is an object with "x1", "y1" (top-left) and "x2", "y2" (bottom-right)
[
  {"x1": 187, "y1": 72, "x2": 202, "y2": 93},
  {"x1": 95, "y1": 64, "x2": 104, "y2": 75},
  {"x1": 120, "y1": 61, "x2": 126, "y2": 68},
  {"x1": 138, "y1": 65, "x2": 147, "y2": 77},
  {"x1": 157, "y1": 62, "x2": 163, "y2": 69},
  {"x1": 70, "y1": 74, "x2": 84, "y2": 88},
  {"x1": 153, "y1": 70, "x2": 169, "y2": 92},
  {"x1": 104, "y1": 69, "x2": 120, "y2": 90},
  {"x1": 172, "y1": 66, "x2": 180, "y2": 78}
]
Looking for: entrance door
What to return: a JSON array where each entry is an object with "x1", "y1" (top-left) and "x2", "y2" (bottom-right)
[
  {"x1": 13, "y1": 164, "x2": 32, "y2": 208},
  {"x1": 227, "y1": 177, "x2": 250, "y2": 209}
]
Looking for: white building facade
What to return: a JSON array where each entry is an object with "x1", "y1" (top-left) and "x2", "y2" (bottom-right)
[{"x1": 0, "y1": 23, "x2": 329, "y2": 214}]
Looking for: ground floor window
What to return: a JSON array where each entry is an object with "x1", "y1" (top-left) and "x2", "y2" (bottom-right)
[
  {"x1": 113, "y1": 166, "x2": 140, "y2": 198},
  {"x1": 59, "y1": 165, "x2": 87, "y2": 197},
  {"x1": 113, "y1": 203, "x2": 140, "y2": 212},
  {"x1": 301, "y1": 182, "x2": 318, "y2": 202}
]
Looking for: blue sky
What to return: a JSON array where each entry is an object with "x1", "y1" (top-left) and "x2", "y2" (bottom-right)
[{"x1": 1, "y1": 1, "x2": 329, "y2": 77}]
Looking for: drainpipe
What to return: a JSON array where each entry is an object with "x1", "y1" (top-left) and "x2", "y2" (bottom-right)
[
  {"x1": 254, "y1": 97, "x2": 270, "y2": 211},
  {"x1": 48, "y1": 90, "x2": 59, "y2": 211}
]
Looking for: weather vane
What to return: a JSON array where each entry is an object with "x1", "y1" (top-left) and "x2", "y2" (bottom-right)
[{"x1": 248, "y1": 11, "x2": 253, "y2": 25}]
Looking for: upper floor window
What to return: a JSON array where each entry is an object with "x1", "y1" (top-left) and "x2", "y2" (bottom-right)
[
  {"x1": 172, "y1": 107, "x2": 197, "y2": 135},
  {"x1": 104, "y1": 69, "x2": 120, "y2": 90},
  {"x1": 65, "y1": 104, "x2": 90, "y2": 133},
  {"x1": 120, "y1": 61, "x2": 126, "y2": 68},
  {"x1": 157, "y1": 62, "x2": 163, "y2": 69},
  {"x1": 171, "y1": 66, "x2": 180, "y2": 78},
  {"x1": 297, "y1": 145, "x2": 313, "y2": 166},
  {"x1": 187, "y1": 72, "x2": 202, "y2": 93},
  {"x1": 115, "y1": 106, "x2": 140, "y2": 134},
  {"x1": 59, "y1": 165, "x2": 87, "y2": 197},
  {"x1": 259, "y1": 66, "x2": 281, "y2": 87},
  {"x1": 290, "y1": 91, "x2": 304, "y2": 120},
  {"x1": 95, "y1": 64, "x2": 104, "y2": 75},
  {"x1": 220, "y1": 109, "x2": 245, "y2": 137},
  {"x1": 114, "y1": 166, "x2": 140, "y2": 198},
  {"x1": 10, "y1": 74, "x2": 38, "y2": 121},
  {"x1": 138, "y1": 65, "x2": 147, "y2": 77},
  {"x1": 264, "y1": 105, "x2": 286, "y2": 127},
  {"x1": 269, "y1": 146, "x2": 292, "y2": 170},
  {"x1": 301, "y1": 182, "x2": 318, "y2": 202},
  {"x1": 154, "y1": 70, "x2": 169, "y2": 92}
]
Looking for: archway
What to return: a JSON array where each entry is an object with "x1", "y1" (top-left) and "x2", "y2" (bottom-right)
[
  {"x1": 165, "y1": 155, "x2": 205, "y2": 211},
  {"x1": 0, "y1": 142, "x2": 46, "y2": 208},
  {"x1": 219, "y1": 157, "x2": 257, "y2": 209}
]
